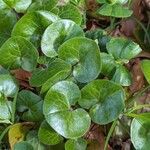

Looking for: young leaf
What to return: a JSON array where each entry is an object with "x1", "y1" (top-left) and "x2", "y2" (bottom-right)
[
  {"x1": 79, "y1": 80, "x2": 125, "y2": 124},
  {"x1": 41, "y1": 19, "x2": 84, "y2": 57},
  {"x1": 58, "y1": 37, "x2": 101, "y2": 83},
  {"x1": 65, "y1": 138, "x2": 87, "y2": 150},
  {"x1": 14, "y1": 141, "x2": 33, "y2": 150},
  {"x1": 43, "y1": 81, "x2": 91, "y2": 139},
  {"x1": 97, "y1": 3, "x2": 132, "y2": 18},
  {"x1": 106, "y1": 37, "x2": 142, "y2": 62},
  {"x1": 0, "y1": 36, "x2": 38, "y2": 72},
  {"x1": 16, "y1": 90, "x2": 44, "y2": 121},
  {"x1": 11, "y1": 11, "x2": 59, "y2": 47},
  {"x1": 141, "y1": 60, "x2": 150, "y2": 84},
  {"x1": 38, "y1": 120, "x2": 63, "y2": 145},
  {"x1": 0, "y1": 0, "x2": 17, "y2": 46}
]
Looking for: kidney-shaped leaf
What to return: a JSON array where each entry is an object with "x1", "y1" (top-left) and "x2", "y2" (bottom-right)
[
  {"x1": 41, "y1": 19, "x2": 84, "y2": 57},
  {"x1": 12, "y1": 11, "x2": 59, "y2": 47},
  {"x1": 0, "y1": 36, "x2": 38, "y2": 72},
  {"x1": 106, "y1": 37, "x2": 142, "y2": 62},
  {"x1": 43, "y1": 81, "x2": 91, "y2": 139},
  {"x1": 38, "y1": 120, "x2": 63, "y2": 145},
  {"x1": 58, "y1": 37, "x2": 101, "y2": 83},
  {"x1": 141, "y1": 60, "x2": 150, "y2": 84},
  {"x1": 17, "y1": 90, "x2": 44, "y2": 121},
  {"x1": 79, "y1": 80, "x2": 125, "y2": 124}
]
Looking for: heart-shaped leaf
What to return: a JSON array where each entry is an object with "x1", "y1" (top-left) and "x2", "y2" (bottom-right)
[
  {"x1": 12, "y1": 11, "x2": 59, "y2": 47},
  {"x1": 141, "y1": 60, "x2": 150, "y2": 84},
  {"x1": 0, "y1": 36, "x2": 38, "y2": 72},
  {"x1": 0, "y1": 0, "x2": 17, "y2": 46},
  {"x1": 58, "y1": 37, "x2": 101, "y2": 83},
  {"x1": 38, "y1": 120, "x2": 63, "y2": 145},
  {"x1": 14, "y1": 141, "x2": 33, "y2": 150},
  {"x1": 97, "y1": 3, "x2": 132, "y2": 18},
  {"x1": 106, "y1": 37, "x2": 142, "y2": 62},
  {"x1": 17, "y1": 90, "x2": 44, "y2": 121},
  {"x1": 65, "y1": 138, "x2": 87, "y2": 150},
  {"x1": 41, "y1": 19, "x2": 84, "y2": 57},
  {"x1": 43, "y1": 81, "x2": 91, "y2": 138},
  {"x1": 3, "y1": 0, "x2": 32, "y2": 13},
  {"x1": 131, "y1": 117, "x2": 150, "y2": 150},
  {"x1": 79, "y1": 80, "x2": 125, "y2": 124}
]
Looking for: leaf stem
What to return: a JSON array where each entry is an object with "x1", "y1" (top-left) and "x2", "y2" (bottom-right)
[
  {"x1": 0, "y1": 125, "x2": 11, "y2": 142},
  {"x1": 104, "y1": 120, "x2": 117, "y2": 150}
]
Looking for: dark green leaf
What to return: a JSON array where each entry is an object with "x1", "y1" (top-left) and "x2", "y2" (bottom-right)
[
  {"x1": 14, "y1": 141, "x2": 33, "y2": 150},
  {"x1": 43, "y1": 81, "x2": 91, "y2": 138},
  {"x1": 79, "y1": 80, "x2": 125, "y2": 124},
  {"x1": 0, "y1": 36, "x2": 38, "y2": 72},
  {"x1": 41, "y1": 19, "x2": 84, "y2": 57},
  {"x1": 58, "y1": 37, "x2": 101, "y2": 83}
]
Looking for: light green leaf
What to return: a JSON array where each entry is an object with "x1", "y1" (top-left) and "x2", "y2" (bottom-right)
[
  {"x1": 16, "y1": 90, "x2": 44, "y2": 121},
  {"x1": 58, "y1": 37, "x2": 101, "y2": 83},
  {"x1": 0, "y1": 74, "x2": 18, "y2": 97},
  {"x1": 65, "y1": 138, "x2": 87, "y2": 150},
  {"x1": 141, "y1": 60, "x2": 150, "y2": 84},
  {"x1": 97, "y1": 0, "x2": 128, "y2": 5},
  {"x1": 79, "y1": 80, "x2": 125, "y2": 124},
  {"x1": 106, "y1": 37, "x2": 142, "y2": 62},
  {"x1": 131, "y1": 118, "x2": 150, "y2": 150},
  {"x1": 0, "y1": 36, "x2": 38, "y2": 72},
  {"x1": 38, "y1": 120, "x2": 63, "y2": 145},
  {"x1": 41, "y1": 19, "x2": 84, "y2": 57},
  {"x1": 14, "y1": 141, "x2": 34, "y2": 150},
  {"x1": 12, "y1": 11, "x2": 59, "y2": 47},
  {"x1": 29, "y1": 58, "x2": 71, "y2": 88},
  {"x1": 97, "y1": 3, "x2": 132, "y2": 18},
  {"x1": 0, "y1": 0, "x2": 17, "y2": 46},
  {"x1": 3, "y1": 0, "x2": 32, "y2": 13},
  {"x1": 58, "y1": 4, "x2": 82, "y2": 25},
  {"x1": 43, "y1": 81, "x2": 91, "y2": 139}
]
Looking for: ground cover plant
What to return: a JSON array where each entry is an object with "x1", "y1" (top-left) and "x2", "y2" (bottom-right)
[{"x1": 0, "y1": 0, "x2": 150, "y2": 149}]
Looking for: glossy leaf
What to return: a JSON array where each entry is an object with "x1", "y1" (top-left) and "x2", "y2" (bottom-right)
[
  {"x1": 65, "y1": 138, "x2": 87, "y2": 150},
  {"x1": 16, "y1": 90, "x2": 44, "y2": 121},
  {"x1": 41, "y1": 19, "x2": 84, "y2": 57},
  {"x1": 12, "y1": 11, "x2": 59, "y2": 47},
  {"x1": 14, "y1": 141, "x2": 33, "y2": 150},
  {"x1": 0, "y1": 74, "x2": 18, "y2": 97},
  {"x1": 0, "y1": 0, "x2": 17, "y2": 46},
  {"x1": 43, "y1": 81, "x2": 91, "y2": 138},
  {"x1": 0, "y1": 36, "x2": 38, "y2": 72},
  {"x1": 97, "y1": 3, "x2": 132, "y2": 18},
  {"x1": 106, "y1": 38, "x2": 142, "y2": 62},
  {"x1": 79, "y1": 80, "x2": 125, "y2": 124},
  {"x1": 58, "y1": 4, "x2": 82, "y2": 25},
  {"x1": 3, "y1": 0, "x2": 32, "y2": 13},
  {"x1": 58, "y1": 37, "x2": 101, "y2": 83},
  {"x1": 38, "y1": 120, "x2": 63, "y2": 145},
  {"x1": 141, "y1": 60, "x2": 150, "y2": 84}
]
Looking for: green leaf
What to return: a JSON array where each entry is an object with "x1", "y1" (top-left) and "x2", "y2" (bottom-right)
[
  {"x1": 58, "y1": 37, "x2": 101, "y2": 83},
  {"x1": 16, "y1": 90, "x2": 44, "y2": 121},
  {"x1": 65, "y1": 138, "x2": 87, "y2": 150},
  {"x1": 29, "y1": 58, "x2": 71, "y2": 88},
  {"x1": 58, "y1": 4, "x2": 82, "y2": 25},
  {"x1": 0, "y1": 94, "x2": 11, "y2": 124},
  {"x1": 131, "y1": 118, "x2": 150, "y2": 150},
  {"x1": 97, "y1": 3, "x2": 132, "y2": 18},
  {"x1": 43, "y1": 81, "x2": 91, "y2": 139},
  {"x1": 79, "y1": 80, "x2": 125, "y2": 124},
  {"x1": 0, "y1": 0, "x2": 17, "y2": 46},
  {"x1": 38, "y1": 120, "x2": 63, "y2": 145},
  {"x1": 3, "y1": 0, "x2": 32, "y2": 13},
  {"x1": 11, "y1": 11, "x2": 59, "y2": 47},
  {"x1": 97, "y1": 0, "x2": 128, "y2": 5},
  {"x1": 0, "y1": 36, "x2": 38, "y2": 72},
  {"x1": 112, "y1": 64, "x2": 132, "y2": 86},
  {"x1": 41, "y1": 19, "x2": 84, "y2": 57},
  {"x1": 0, "y1": 74, "x2": 18, "y2": 97},
  {"x1": 14, "y1": 141, "x2": 33, "y2": 150},
  {"x1": 141, "y1": 60, "x2": 150, "y2": 84},
  {"x1": 106, "y1": 37, "x2": 142, "y2": 62}
]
